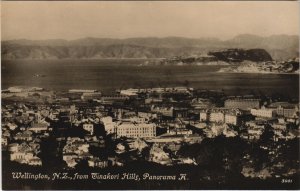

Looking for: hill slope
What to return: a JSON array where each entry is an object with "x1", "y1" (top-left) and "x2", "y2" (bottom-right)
[{"x1": 2, "y1": 35, "x2": 298, "y2": 60}]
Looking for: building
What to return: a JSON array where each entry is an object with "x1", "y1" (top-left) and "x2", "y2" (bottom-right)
[
  {"x1": 244, "y1": 121, "x2": 265, "y2": 140},
  {"x1": 9, "y1": 143, "x2": 42, "y2": 166},
  {"x1": 149, "y1": 144, "x2": 172, "y2": 165},
  {"x1": 272, "y1": 123, "x2": 287, "y2": 131},
  {"x1": 14, "y1": 131, "x2": 33, "y2": 141},
  {"x1": 250, "y1": 107, "x2": 276, "y2": 118},
  {"x1": 225, "y1": 98, "x2": 260, "y2": 110},
  {"x1": 199, "y1": 110, "x2": 209, "y2": 122},
  {"x1": 81, "y1": 92, "x2": 102, "y2": 101},
  {"x1": 8, "y1": 86, "x2": 23, "y2": 93},
  {"x1": 28, "y1": 123, "x2": 49, "y2": 133},
  {"x1": 10, "y1": 151, "x2": 34, "y2": 161},
  {"x1": 100, "y1": 95, "x2": 129, "y2": 104},
  {"x1": 116, "y1": 122, "x2": 156, "y2": 138},
  {"x1": 83, "y1": 123, "x2": 94, "y2": 135},
  {"x1": 145, "y1": 98, "x2": 163, "y2": 104},
  {"x1": 200, "y1": 108, "x2": 242, "y2": 125},
  {"x1": 120, "y1": 88, "x2": 139, "y2": 96},
  {"x1": 225, "y1": 113, "x2": 241, "y2": 126},
  {"x1": 2, "y1": 136, "x2": 8, "y2": 147},
  {"x1": 151, "y1": 105, "x2": 173, "y2": 117},
  {"x1": 69, "y1": 89, "x2": 97, "y2": 93},
  {"x1": 209, "y1": 110, "x2": 225, "y2": 123},
  {"x1": 169, "y1": 128, "x2": 192, "y2": 135},
  {"x1": 101, "y1": 116, "x2": 117, "y2": 135},
  {"x1": 199, "y1": 108, "x2": 225, "y2": 123},
  {"x1": 122, "y1": 116, "x2": 147, "y2": 123},
  {"x1": 88, "y1": 158, "x2": 109, "y2": 168},
  {"x1": 173, "y1": 108, "x2": 189, "y2": 118},
  {"x1": 191, "y1": 98, "x2": 213, "y2": 109},
  {"x1": 138, "y1": 112, "x2": 157, "y2": 120},
  {"x1": 275, "y1": 105, "x2": 299, "y2": 118}
]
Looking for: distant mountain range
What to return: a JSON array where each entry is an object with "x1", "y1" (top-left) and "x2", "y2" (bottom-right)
[{"x1": 2, "y1": 34, "x2": 299, "y2": 60}]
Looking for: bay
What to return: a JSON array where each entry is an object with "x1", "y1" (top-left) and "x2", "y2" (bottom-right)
[{"x1": 1, "y1": 59, "x2": 299, "y2": 98}]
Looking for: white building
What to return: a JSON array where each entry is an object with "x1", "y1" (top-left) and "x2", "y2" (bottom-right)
[
  {"x1": 120, "y1": 88, "x2": 139, "y2": 96},
  {"x1": 101, "y1": 116, "x2": 117, "y2": 135},
  {"x1": 200, "y1": 108, "x2": 241, "y2": 125},
  {"x1": 224, "y1": 110, "x2": 242, "y2": 125},
  {"x1": 88, "y1": 158, "x2": 108, "y2": 168},
  {"x1": 225, "y1": 114, "x2": 238, "y2": 125},
  {"x1": 116, "y1": 122, "x2": 156, "y2": 138},
  {"x1": 209, "y1": 111, "x2": 225, "y2": 123},
  {"x1": 272, "y1": 123, "x2": 287, "y2": 131},
  {"x1": 251, "y1": 107, "x2": 276, "y2": 118},
  {"x1": 28, "y1": 123, "x2": 49, "y2": 133},
  {"x1": 10, "y1": 151, "x2": 34, "y2": 161},
  {"x1": 199, "y1": 110, "x2": 209, "y2": 122},
  {"x1": 69, "y1": 89, "x2": 97, "y2": 93}
]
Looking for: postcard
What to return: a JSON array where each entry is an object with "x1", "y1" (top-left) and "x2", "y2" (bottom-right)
[{"x1": 1, "y1": 1, "x2": 299, "y2": 190}]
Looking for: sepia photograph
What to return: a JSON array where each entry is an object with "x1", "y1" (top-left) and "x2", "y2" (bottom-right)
[{"x1": 1, "y1": 1, "x2": 299, "y2": 190}]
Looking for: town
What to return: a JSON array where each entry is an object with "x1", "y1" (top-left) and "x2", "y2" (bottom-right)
[{"x1": 2, "y1": 85, "x2": 299, "y2": 181}]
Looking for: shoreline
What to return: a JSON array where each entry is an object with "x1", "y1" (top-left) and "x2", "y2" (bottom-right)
[{"x1": 217, "y1": 71, "x2": 299, "y2": 75}]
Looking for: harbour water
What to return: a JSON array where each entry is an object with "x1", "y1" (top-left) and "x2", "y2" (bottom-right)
[{"x1": 2, "y1": 59, "x2": 299, "y2": 98}]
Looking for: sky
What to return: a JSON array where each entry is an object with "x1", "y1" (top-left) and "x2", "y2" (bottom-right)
[{"x1": 1, "y1": 1, "x2": 299, "y2": 40}]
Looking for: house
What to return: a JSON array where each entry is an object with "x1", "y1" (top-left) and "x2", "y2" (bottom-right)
[
  {"x1": 88, "y1": 158, "x2": 108, "y2": 168},
  {"x1": 10, "y1": 151, "x2": 34, "y2": 161},
  {"x1": 28, "y1": 123, "x2": 49, "y2": 133},
  {"x1": 245, "y1": 121, "x2": 265, "y2": 140},
  {"x1": 8, "y1": 143, "x2": 19, "y2": 152},
  {"x1": 2, "y1": 136, "x2": 8, "y2": 147},
  {"x1": 7, "y1": 123, "x2": 18, "y2": 131},
  {"x1": 149, "y1": 144, "x2": 172, "y2": 165},
  {"x1": 65, "y1": 159, "x2": 78, "y2": 168},
  {"x1": 28, "y1": 156, "x2": 42, "y2": 166},
  {"x1": 83, "y1": 123, "x2": 94, "y2": 135},
  {"x1": 169, "y1": 128, "x2": 192, "y2": 135},
  {"x1": 14, "y1": 131, "x2": 33, "y2": 141}
]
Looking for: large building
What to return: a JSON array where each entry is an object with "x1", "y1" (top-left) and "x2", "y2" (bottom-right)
[
  {"x1": 250, "y1": 107, "x2": 276, "y2": 118},
  {"x1": 116, "y1": 122, "x2": 156, "y2": 138},
  {"x1": 81, "y1": 92, "x2": 102, "y2": 101},
  {"x1": 69, "y1": 89, "x2": 97, "y2": 93},
  {"x1": 275, "y1": 105, "x2": 299, "y2": 118},
  {"x1": 224, "y1": 98, "x2": 260, "y2": 110},
  {"x1": 200, "y1": 108, "x2": 242, "y2": 125}
]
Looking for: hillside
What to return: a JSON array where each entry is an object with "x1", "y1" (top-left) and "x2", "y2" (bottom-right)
[
  {"x1": 208, "y1": 49, "x2": 273, "y2": 62},
  {"x1": 2, "y1": 35, "x2": 299, "y2": 60}
]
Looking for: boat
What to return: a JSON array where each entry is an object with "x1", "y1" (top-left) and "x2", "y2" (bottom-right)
[{"x1": 34, "y1": 74, "x2": 46, "y2": 77}]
